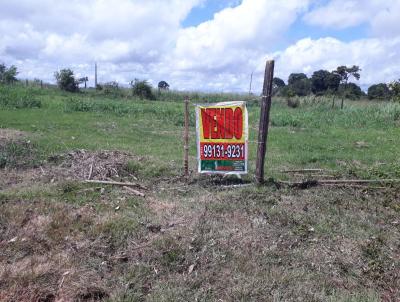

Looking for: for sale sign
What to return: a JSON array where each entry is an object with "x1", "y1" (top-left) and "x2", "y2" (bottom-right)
[{"x1": 196, "y1": 101, "x2": 248, "y2": 174}]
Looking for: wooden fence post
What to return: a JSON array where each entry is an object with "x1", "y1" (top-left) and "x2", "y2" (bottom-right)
[
  {"x1": 255, "y1": 60, "x2": 275, "y2": 184},
  {"x1": 184, "y1": 96, "x2": 189, "y2": 179}
]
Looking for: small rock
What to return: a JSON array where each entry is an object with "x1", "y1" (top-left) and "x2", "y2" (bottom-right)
[
  {"x1": 8, "y1": 237, "x2": 17, "y2": 243},
  {"x1": 147, "y1": 224, "x2": 162, "y2": 233},
  {"x1": 188, "y1": 264, "x2": 195, "y2": 274}
]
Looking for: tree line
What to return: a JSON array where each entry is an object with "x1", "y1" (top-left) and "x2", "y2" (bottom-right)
[
  {"x1": 1, "y1": 62, "x2": 400, "y2": 102},
  {"x1": 273, "y1": 65, "x2": 398, "y2": 103},
  {"x1": 54, "y1": 68, "x2": 170, "y2": 100}
]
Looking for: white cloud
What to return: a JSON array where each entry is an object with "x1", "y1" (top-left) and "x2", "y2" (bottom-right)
[
  {"x1": 0, "y1": 0, "x2": 201, "y2": 83},
  {"x1": 270, "y1": 37, "x2": 400, "y2": 86},
  {"x1": 1, "y1": 0, "x2": 400, "y2": 91},
  {"x1": 164, "y1": 0, "x2": 310, "y2": 90},
  {"x1": 304, "y1": 0, "x2": 400, "y2": 37},
  {"x1": 304, "y1": 0, "x2": 371, "y2": 29}
]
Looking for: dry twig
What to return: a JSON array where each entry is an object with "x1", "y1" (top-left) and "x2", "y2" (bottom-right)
[
  {"x1": 123, "y1": 186, "x2": 145, "y2": 197},
  {"x1": 84, "y1": 179, "x2": 147, "y2": 190}
]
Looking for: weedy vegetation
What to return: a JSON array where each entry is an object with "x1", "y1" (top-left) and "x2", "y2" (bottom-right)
[{"x1": 0, "y1": 84, "x2": 399, "y2": 301}]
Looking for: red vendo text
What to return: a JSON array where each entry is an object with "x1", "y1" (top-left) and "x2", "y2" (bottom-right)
[{"x1": 201, "y1": 107, "x2": 243, "y2": 139}]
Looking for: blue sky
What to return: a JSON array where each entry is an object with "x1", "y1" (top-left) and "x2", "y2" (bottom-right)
[
  {"x1": 182, "y1": 0, "x2": 369, "y2": 51},
  {"x1": 1, "y1": 0, "x2": 399, "y2": 91},
  {"x1": 182, "y1": 0, "x2": 242, "y2": 27}
]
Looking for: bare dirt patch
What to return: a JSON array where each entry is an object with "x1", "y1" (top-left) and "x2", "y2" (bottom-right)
[
  {"x1": 0, "y1": 128, "x2": 27, "y2": 141},
  {"x1": 0, "y1": 149, "x2": 143, "y2": 191},
  {"x1": 46, "y1": 149, "x2": 142, "y2": 182}
]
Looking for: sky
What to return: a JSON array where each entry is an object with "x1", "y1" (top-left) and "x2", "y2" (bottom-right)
[{"x1": 1, "y1": 0, "x2": 400, "y2": 92}]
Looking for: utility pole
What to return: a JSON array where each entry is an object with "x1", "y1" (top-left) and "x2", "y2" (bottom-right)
[
  {"x1": 249, "y1": 71, "x2": 253, "y2": 95},
  {"x1": 95, "y1": 62, "x2": 98, "y2": 88}
]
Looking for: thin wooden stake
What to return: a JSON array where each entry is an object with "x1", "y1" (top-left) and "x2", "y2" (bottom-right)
[
  {"x1": 183, "y1": 96, "x2": 189, "y2": 179},
  {"x1": 255, "y1": 60, "x2": 275, "y2": 184}
]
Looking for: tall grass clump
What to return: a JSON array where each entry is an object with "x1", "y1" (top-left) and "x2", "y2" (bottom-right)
[
  {"x1": 63, "y1": 97, "x2": 195, "y2": 126},
  {"x1": 155, "y1": 89, "x2": 258, "y2": 104},
  {"x1": 270, "y1": 97, "x2": 400, "y2": 129},
  {"x1": 0, "y1": 84, "x2": 42, "y2": 109}
]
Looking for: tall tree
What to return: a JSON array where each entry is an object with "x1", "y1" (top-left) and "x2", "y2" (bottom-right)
[
  {"x1": 334, "y1": 65, "x2": 361, "y2": 108},
  {"x1": 288, "y1": 73, "x2": 307, "y2": 85},
  {"x1": 311, "y1": 70, "x2": 340, "y2": 95},
  {"x1": 388, "y1": 80, "x2": 400, "y2": 102},
  {"x1": 0, "y1": 63, "x2": 18, "y2": 84},
  {"x1": 158, "y1": 81, "x2": 169, "y2": 90},
  {"x1": 368, "y1": 83, "x2": 391, "y2": 100},
  {"x1": 287, "y1": 73, "x2": 311, "y2": 96},
  {"x1": 272, "y1": 77, "x2": 285, "y2": 96}
]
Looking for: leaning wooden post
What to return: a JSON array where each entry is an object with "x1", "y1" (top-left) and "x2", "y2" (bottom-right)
[
  {"x1": 183, "y1": 96, "x2": 190, "y2": 179},
  {"x1": 255, "y1": 60, "x2": 275, "y2": 184}
]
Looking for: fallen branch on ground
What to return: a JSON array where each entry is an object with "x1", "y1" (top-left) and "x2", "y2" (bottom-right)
[
  {"x1": 123, "y1": 186, "x2": 145, "y2": 197},
  {"x1": 278, "y1": 178, "x2": 400, "y2": 189},
  {"x1": 221, "y1": 183, "x2": 253, "y2": 189},
  {"x1": 84, "y1": 179, "x2": 147, "y2": 190},
  {"x1": 322, "y1": 184, "x2": 387, "y2": 189},
  {"x1": 280, "y1": 169, "x2": 325, "y2": 173}
]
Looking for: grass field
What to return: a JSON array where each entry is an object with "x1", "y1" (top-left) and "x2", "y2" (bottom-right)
[{"x1": 0, "y1": 84, "x2": 399, "y2": 301}]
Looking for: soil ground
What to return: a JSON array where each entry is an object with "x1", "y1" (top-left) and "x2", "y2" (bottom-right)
[{"x1": 0, "y1": 129, "x2": 399, "y2": 302}]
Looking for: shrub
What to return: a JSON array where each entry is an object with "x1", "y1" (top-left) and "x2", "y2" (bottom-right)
[
  {"x1": 102, "y1": 81, "x2": 125, "y2": 97},
  {"x1": 287, "y1": 98, "x2": 300, "y2": 108},
  {"x1": 130, "y1": 79, "x2": 155, "y2": 100},
  {"x1": 338, "y1": 83, "x2": 364, "y2": 100},
  {"x1": 54, "y1": 69, "x2": 79, "y2": 92}
]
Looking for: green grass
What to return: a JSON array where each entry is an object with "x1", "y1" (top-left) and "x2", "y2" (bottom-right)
[{"x1": 1, "y1": 84, "x2": 399, "y2": 179}]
